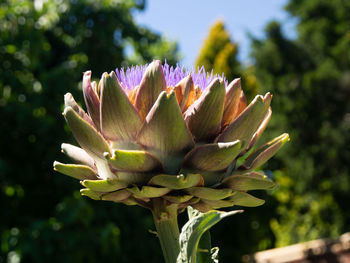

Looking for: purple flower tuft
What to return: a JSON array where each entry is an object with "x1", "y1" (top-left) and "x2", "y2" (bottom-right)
[{"x1": 115, "y1": 61, "x2": 228, "y2": 91}]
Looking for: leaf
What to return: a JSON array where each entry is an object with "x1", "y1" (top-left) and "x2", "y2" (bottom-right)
[
  {"x1": 187, "y1": 207, "x2": 217, "y2": 263},
  {"x1": 184, "y1": 207, "x2": 223, "y2": 263},
  {"x1": 177, "y1": 208, "x2": 243, "y2": 263},
  {"x1": 184, "y1": 79, "x2": 225, "y2": 141},
  {"x1": 187, "y1": 206, "x2": 201, "y2": 219},
  {"x1": 196, "y1": 230, "x2": 214, "y2": 263},
  {"x1": 53, "y1": 161, "x2": 96, "y2": 180},
  {"x1": 100, "y1": 71, "x2": 142, "y2": 142}
]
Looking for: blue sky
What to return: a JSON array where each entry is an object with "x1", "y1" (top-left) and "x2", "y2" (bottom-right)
[{"x1": 135, "y1": 0, "x2": 297, "y2": 67}]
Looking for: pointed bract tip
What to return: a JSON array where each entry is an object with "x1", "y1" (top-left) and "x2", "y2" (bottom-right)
[
  {"x1": 109, "y1": 71, "x2": 118, "y2": 78},
  {"x1": 64, "y1": 93, "x2": 75, "y2": 108},
  {"x1": 80, "y1": 180, "x2": 90, "y2": 188},
  {"x1": 101, "y1": 72, "x2": 109, "y2": 79},
  {"x1": 148, "y1": 60, "x2": 164, "y2": 75},
  {"x1": 264, "y1": 92, "x2": 273, "y2": 101},
  {"x1": 273, "y1": 133, "x2": 290, "y2": 143},
  {"x1": 83, "y1": 70, "x2": 91, "y2": 77},
  {"x1": 152, "y1": 59, "x2": 162, "y2": 65},
  {"x1": 53, "y1": 161, "x2": 60, "y2": 169},
  {"x1": 252, "y1": 94, "x2": 265, "y2": 104},
  {"x1": 281, "y1": 133, "x2": 290, "y2": 142},
  {"x1": 157, "y1": 90, "x2": 168, "y2": 99},
  {"x1": 61, "y1": 143, "x2": 68, "y2": 148},
  {"x1": 64, "y1": 92, "x2": 73, "y2": 100},
  {"x1": 166, "y1": 90, "x2": 176, "y2": 99},
  {"x1": 201, "y1": 78, "x2": 221, "y2": 92},
  {"x1": 146, "y1": 60, "x2": 163, "y2": 72},
  {"x1": 62, "y1": 106, "x2": 73, "y2": 116},
  {"x1": 106, "y1": 71, "x2": 120, "y2": 85},
  {"x1": 212, "y1": 77, "x2": 221, "y2": 84},
  {"x1": 227, "y1": 78, "x2": 241, "y2": 88},
  {"x1": 60, "y1": 143, "x2": 67, "y2": 153},
  {"x1": 83, "y1": 71, "x2": 92, "y2": 87}
]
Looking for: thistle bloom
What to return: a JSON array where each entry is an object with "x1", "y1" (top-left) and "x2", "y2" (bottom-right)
[{"x1": 54, "y1": 60, "x2": 288, "y2": 262}]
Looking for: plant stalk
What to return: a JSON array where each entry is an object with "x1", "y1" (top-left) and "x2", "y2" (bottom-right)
[{"x1": 151, "y1": 198, "x2": 180, "y2": 263}]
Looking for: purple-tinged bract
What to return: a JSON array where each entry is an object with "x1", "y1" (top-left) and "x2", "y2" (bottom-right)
[{"x1": 54, "y1": 60, "x2": 289, "y2": 213}]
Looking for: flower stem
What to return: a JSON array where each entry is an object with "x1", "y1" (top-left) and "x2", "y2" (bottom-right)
[{"x1": 151, "y1": 198, "x2": 180, "y2": 263}]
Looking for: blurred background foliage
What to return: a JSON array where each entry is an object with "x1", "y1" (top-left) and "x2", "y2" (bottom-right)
[
  {"x1": 250, "y1": 0, "x2": 350, "y2": 246},
  {"x1": 196, "y1": 20, "x2": 258, "y2": 101},
  {"x1": 1, "y1": 0, "x2": 350, "y2": 262}
]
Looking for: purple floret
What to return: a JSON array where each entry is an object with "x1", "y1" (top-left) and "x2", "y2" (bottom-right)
[{"x1": 115, "y1": 61, "x2": 227, "y2": 91}]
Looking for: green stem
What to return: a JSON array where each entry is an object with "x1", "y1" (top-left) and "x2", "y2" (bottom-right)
[{"x1": 151, "y1": 198, "x2": 180, "y2": 263}]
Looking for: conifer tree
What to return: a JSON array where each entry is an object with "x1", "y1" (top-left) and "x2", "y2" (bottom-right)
[{"x1": 196, "y1": 20, "x2": 258, "y2": 100}]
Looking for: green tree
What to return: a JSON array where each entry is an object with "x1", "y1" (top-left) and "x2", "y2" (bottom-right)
[
  {"x1": 196, "y1": 20, "x2": 258, "y2": 100},
  {"x1": 196, "y1": 20, "x2": 240, "y2": 77},
  {"x1": 0, "y1": 0, "x2": 179, "y2": 262},
  {"x1": 194, "y1": 20, "x2": 280, "y2": 262},
  {"x1": 251, "y1": 0, "x2": 350, "y2": 246}
]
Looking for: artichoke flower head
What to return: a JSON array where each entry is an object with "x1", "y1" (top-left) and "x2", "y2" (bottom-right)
[{"x1": 54, "y1": 60, "x2": 289, "y2": 212}]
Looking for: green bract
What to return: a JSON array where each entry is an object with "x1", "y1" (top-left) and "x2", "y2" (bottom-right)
[
  {"x1": 54, "y1": 60, "x2": 289, "y2": 212},
  {"x1": 54, "y1": 60, "x2": 289, "y2": 263}
]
